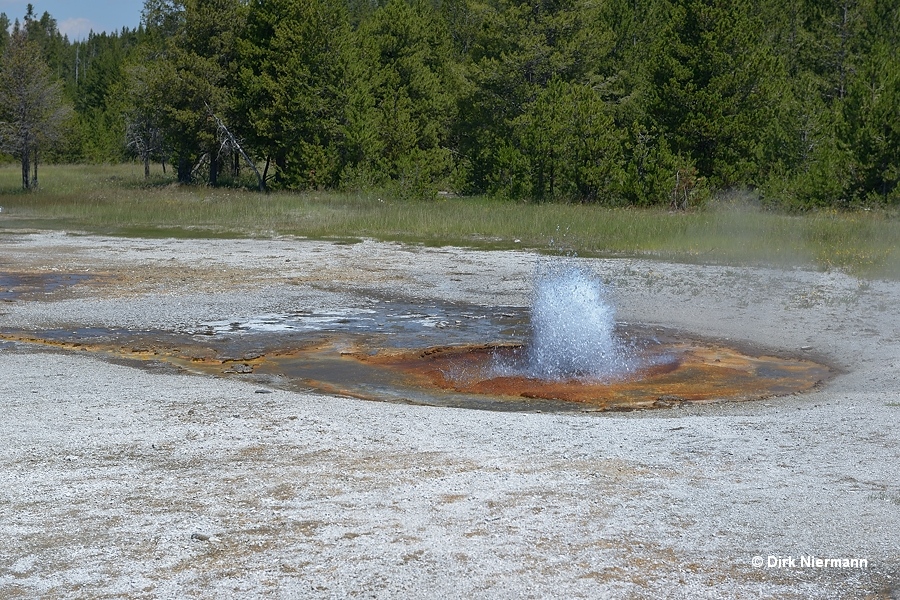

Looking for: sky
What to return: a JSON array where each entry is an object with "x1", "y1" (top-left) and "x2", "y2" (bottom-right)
[{"x1": 0, "y1": 1, "x2": 145, "y2": 40}]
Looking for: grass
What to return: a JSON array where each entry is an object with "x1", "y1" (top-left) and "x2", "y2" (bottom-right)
[{"x1": 2, "y1": 163, "x2": 900, "y2": 278}]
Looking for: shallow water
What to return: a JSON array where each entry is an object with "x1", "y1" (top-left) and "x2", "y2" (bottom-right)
[
  {"x1": 0, "y1": 273, "x2": 93, "y2": 301},
  {"x1": 192, "y1": 299, "x2": 529, "y2": 349},
  {"x1": 0, "y1": 273, "x2": 831, "y2": 412}
]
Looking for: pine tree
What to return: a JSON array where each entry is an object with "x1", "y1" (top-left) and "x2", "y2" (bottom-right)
[
  {"x1": 132, "y1": 0, "x2": 245, "y2": 184},
  {"x1": 357, "y1": 0, "x2": 461, "y2": 198},
  {"x1": 236, "y1": 0, "x2": 351, "y2": 189},
  {"x1": 842, "y1": 39, "x2": 900, "y2": 203},
  {"x1": 458, "y1": 0, "x2": 614, "y2": 197},
  {"x1": 514, "y1": 78, "x2": 623, "y2": 201},
  {"x1": 645, "y1": 0, "x2": 775, "y2": 187}
]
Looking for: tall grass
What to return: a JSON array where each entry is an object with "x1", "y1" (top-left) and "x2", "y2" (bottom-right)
[{"x1": 2, "y1": 163, "x2": 899, "y2": 278}]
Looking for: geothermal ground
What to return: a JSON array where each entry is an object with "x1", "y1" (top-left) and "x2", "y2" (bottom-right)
[{"x1": 0, "y1": 231, "x2": 898, "y2": 599}]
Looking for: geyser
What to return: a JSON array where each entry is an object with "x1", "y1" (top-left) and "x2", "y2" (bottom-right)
[{"x1": 525, "y1": 263, "x2": 634, "y2": 380}]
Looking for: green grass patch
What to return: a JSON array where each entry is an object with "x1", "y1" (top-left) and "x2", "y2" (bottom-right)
[{"x1": 2, "y1": 163, "x2": 900, "y2": 278}]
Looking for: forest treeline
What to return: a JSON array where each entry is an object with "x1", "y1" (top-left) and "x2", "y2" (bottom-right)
[{"x1": 0, "y1": 0, "x2": 898, "y2": 207}]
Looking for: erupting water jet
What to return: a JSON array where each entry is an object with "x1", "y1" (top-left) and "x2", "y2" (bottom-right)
[{"x1": 493, "y1": 262, "x2": 637, "y2": 382}]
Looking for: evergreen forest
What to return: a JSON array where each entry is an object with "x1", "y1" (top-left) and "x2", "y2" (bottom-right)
[{"x1": 1, "y1": 0, "x2": 898, "y2": 208}]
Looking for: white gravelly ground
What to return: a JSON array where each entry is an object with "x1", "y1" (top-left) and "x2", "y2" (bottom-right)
[{"x1": 0, "y1": 231, "x2": 898, "y2": 598}]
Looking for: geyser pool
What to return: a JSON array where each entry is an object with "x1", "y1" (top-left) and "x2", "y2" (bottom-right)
[
  {"x1": 348, "y1": 261, "x2": 830, "y2": 410},
  {"x1": 0, "y1": 265, "x2": 832, "y2": 412}
]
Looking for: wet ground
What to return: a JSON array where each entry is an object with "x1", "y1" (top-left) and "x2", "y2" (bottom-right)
[{"x1": 0, "y1": 272, "x2": 94, "y2": 302}]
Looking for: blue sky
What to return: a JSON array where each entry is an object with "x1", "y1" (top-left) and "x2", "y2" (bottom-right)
[{"x1": 1, "y1": 1, "x2": 145, "y2": 39}]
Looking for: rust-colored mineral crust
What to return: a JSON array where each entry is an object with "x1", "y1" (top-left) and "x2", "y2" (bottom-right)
[
  {"x1": 356, "y1": 342, "x2": 830, "y2": 410},
  {"x1": 0, "y1": 330, "x2": 830, "y2": 412}
]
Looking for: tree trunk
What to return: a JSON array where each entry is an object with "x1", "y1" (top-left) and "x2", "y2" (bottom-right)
[
  {"x1": 32, "y1": 149, "x2": 38, "y2": 189},
  {"x1": 144, "y1": 154, "x2": 151, "y2": 179},
  {"x1": 177, "y1": 156, "x2": 191, "y2": 183},
  {"x1": 209, "y1": 153, "x2": 219, "y2": 187},
  {"x1": 21, "y1": 140, "x2": 30, "y2": 190},
  {"x1": 275, "y1": 154, "x2": 286, "y2": 185},
  {"x1": 205, "y1": 106, "x2": 266, "y2": 192}
]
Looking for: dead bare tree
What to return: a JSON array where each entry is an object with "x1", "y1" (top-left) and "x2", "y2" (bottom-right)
[
  {"x1": 0, "y1": 29, "x2": 71, "y2": 190},
  {"x1": 122, "y1": 63, "x2": 172, "y2": 180},
  {"x1": 206, "y1": 104, "x2": 266, "y2": 192},
  {"x1": 191, "y1": 152, "x2": 210, "y2": 179},
  {"x1": 671, "y1": 166, "x2": 699, "y2": 211},
  {"x1": 125, "y1": 116, "x2": 165, "y2": 179}
]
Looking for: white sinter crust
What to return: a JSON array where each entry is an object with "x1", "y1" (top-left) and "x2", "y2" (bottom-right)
[{"x1": 1, "y1": 231, "x2": 898, "y2": 598}]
